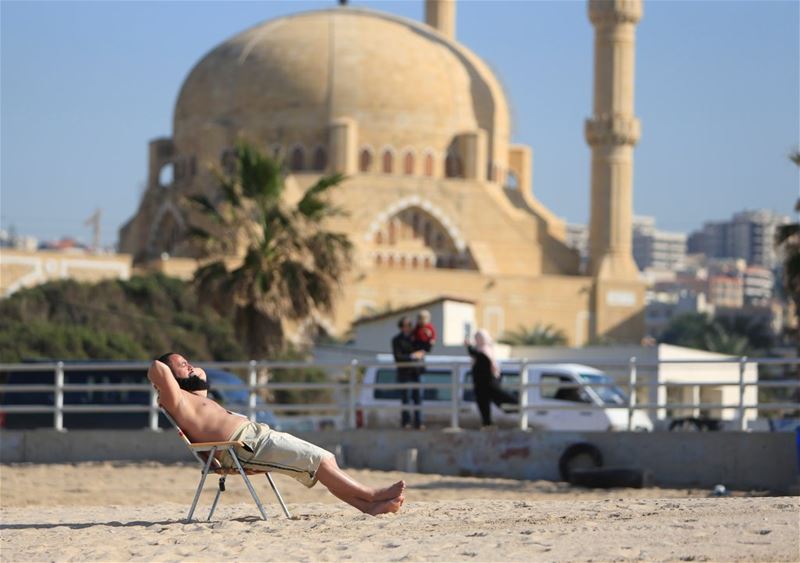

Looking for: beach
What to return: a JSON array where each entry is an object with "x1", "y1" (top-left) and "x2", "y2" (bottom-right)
[{"x1": 1, "y1": 462, "x2": 798, "y2": 562}]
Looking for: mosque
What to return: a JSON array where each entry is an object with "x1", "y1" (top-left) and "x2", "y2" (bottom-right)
[{"x1": 119, "y1": 0, "x2": 645, "y2": 345}]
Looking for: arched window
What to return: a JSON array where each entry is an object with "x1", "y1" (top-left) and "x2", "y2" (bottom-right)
[
  {"x1": 382, "y1": 149, "x2": 394, "y2": 174},
  {"x1": 403, "y1": 151, "x2": 415, "y2": 175},
  {"x1": 158, "y1": 163, "x2": 174, "y2": 188},
  {"x1": 424, "y1": 152, "x2": 434, "y2": 177},
  {"x1": 506, "y1": 170, "x2": 519, "y2": 190},
  {"x1": 445, "y1": 152, "x2": 462, "y2": 178},
  {"x1": 375, "y1": 255, "x2": 383, "y2": 266},
  {"x1": 359, "y1": 148, "x2": 373, "y2": 172},
  {"x1": 411, "y1": 256, "x2": 419, "y2": 269},
  {"x1": 313, "y1": 147, "x2": 327, "y2": 171},
  {"x1": 290, "y1": 146, "x2": 305, "y2": 171},
  {"x1": 375, "y1": 231, "x2": 383, "y2": 245}
]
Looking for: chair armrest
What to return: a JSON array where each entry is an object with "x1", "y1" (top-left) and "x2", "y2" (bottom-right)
[{"x1": 188, "y1": 440, "x2": 245, "y2": 450}]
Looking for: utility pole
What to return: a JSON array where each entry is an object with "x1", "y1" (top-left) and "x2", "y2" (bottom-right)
[{"x1": 84, "y1": 209, "x2": 101, "y2": 252}]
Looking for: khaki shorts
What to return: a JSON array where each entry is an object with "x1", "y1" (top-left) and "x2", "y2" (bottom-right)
[{"x1": 221, "y1": 421, "x2": 333, "y2": 488}]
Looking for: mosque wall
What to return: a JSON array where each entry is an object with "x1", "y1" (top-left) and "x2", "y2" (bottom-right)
[
  {"x1": 336, "y1": 268, "x2": 594, "y2": 346},
  {"x1": 117, "y1": 2, "x2": 646, "y2": 345}
]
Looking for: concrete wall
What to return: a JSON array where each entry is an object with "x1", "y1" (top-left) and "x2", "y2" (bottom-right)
[
  {"x1": 0, "y1": 249, "x2": 132, "y2": 297},
  {"x1": 2, "y1": 429, "x2": 796, "y2": 493}
]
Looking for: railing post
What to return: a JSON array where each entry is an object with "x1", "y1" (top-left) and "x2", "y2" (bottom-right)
[
  {"x1": 149, "y1": 385, "x2": 159, "y2": 430},
  {"x1": 348, "y1": 359, "x2": 358, "y2": 430},
  {"x1": 519, "y1": 360, "x2": 529, "y2": 431},
  {"x1": 627, "y1": 356, "x2": 637, "y2": 431},
  {"x1": 54, "y1": 361, "x2": 64, "y2": 431},
  {"x1": 691, "y1": 385, "x2": 701, "y2": 418},
  {"x1": 449, "y1": 362, "x2": 459, "y2": 430},
  {"x1": 248, "y1": 360, "x2": 257, "y2": 422},
  {"x1": 738, "y1": 356, "x2": 748, "y2": 431}
]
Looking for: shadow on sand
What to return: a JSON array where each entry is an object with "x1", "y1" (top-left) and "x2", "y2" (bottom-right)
[
  {"x1": 0, "y1": 515, "x2": 273, "y2": 531},
  {"x1": 411, "y1": 479, "x2": 564, "y2": 493}
]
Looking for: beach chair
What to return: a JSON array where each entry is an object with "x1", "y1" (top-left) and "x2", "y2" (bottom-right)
[{"x1": 161, "y1": 409, "x2": 291, "y2": 522}]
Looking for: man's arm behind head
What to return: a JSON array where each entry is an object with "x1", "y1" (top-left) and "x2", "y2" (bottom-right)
[{"x1": 147, "y1": 360, "x2": 183, "y2": 412}]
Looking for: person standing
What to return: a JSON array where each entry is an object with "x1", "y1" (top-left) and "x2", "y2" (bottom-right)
[
  {"x1": 392, "y1": 316, "x2": 425, "y2": 429},
  {"x1": 465, "y1": 329, "x2": 517, "y2": 427}
]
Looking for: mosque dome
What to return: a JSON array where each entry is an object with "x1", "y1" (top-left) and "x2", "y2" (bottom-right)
[{"x1": 172, "y1": 7, "x2": 510, "y2": 171}]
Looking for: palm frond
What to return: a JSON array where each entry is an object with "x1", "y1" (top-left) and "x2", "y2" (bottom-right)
[
  {"x1": 499, "y1": 323, "x2": 568, "y2": 346},
  {"x1": 776, "y1": 223, "x2": 800, "y2": 245},
  {"x1": 297, "y1": 173, "x2": 346, "y2": 219},
  {"x1": 186, "y1": 194, "x2": 225, "y2": 224},
  {"x1": 236, "y1": 140, "x2": 283, "y2": 205},
  {"x1": 184, "y1": 226, "x2": 212, "y2": 242},
  {"x1": 193, "y1": 261, "x2": 232, "y2": 313}
]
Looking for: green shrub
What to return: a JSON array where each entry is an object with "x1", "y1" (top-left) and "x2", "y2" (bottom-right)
[{"x1": 0, "y1": 274, "x2": 243, "y2": 362}]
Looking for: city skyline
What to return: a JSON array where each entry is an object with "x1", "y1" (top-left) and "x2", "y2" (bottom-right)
[{"x1": 2, "y1": 0, "x2": 798, "y2": 247}]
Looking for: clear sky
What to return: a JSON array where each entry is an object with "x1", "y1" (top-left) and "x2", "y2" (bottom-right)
[{"x1": 1, "y1": 0, "x2": 798, "y2": 247}]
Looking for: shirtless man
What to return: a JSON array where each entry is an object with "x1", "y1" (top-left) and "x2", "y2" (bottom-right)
[{"x1": 148, "y1": 353, "x2": 405, "y2": 515}]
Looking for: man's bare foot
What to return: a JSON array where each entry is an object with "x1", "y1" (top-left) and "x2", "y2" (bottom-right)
[
  {"x1": 367, "y1": 494, "x2": 404, "y2": 516},
  {"x1": 372, "y1": 480, "x2": 406, "y2": 501}
]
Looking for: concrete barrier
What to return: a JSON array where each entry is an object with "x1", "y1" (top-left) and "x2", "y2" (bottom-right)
[{"x1": 2, "y1": 429, "x2": 797, "y2": 493}]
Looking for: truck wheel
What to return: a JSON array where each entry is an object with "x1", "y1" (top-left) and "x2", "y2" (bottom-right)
[
  {"x1": 669, "y1": 418, "x2": 703, "y2": 432},
  {"x1": 558, "y1": 442, "x2": 603, "y2": 482}
]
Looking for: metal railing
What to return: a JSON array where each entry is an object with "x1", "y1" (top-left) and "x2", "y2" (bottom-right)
[{"x1": 0, "y1": 356, "x2": 798, "y2": 432}]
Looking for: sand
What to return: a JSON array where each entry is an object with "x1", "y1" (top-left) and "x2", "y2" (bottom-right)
[{"x1": 1, "y1": 462, "x2": 798, "y2": 562}]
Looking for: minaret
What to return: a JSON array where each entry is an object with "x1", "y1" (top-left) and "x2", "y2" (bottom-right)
[
  {"x1": 585, "y1": 0, "x2": 642, "y2": 280},
  {"x1": 425, "y1": 0, "x2": 456, "y2": 40}
]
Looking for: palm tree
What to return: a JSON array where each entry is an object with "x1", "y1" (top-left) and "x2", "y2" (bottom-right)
[
  {"x1": 658, "y1": 312, "x2": 714, "y2": 349},
  {"x1": 775, "y1": 150, "x2": 800, "y2": 350},
  {"x1": 702, "y1": 323, "x2": 750, "y2": 356},
  {"x1": 500, "y1": 323, "x2": 568, "y2": 346},
  {"x1": 659, "y1": 312, "x2": 777, "y2": 355},
  {"x1": 187, "y1": 140, "x2": 352, "y2": 358}
]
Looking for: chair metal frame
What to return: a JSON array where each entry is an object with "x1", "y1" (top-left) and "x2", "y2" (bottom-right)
[{"x1": 161, "y1": 409, "x2": 291, "y2": 522}]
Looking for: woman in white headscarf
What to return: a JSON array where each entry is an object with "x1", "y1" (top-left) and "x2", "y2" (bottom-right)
[{"x1": 465, "y1": 329, "x2": 517, "y2": 427}]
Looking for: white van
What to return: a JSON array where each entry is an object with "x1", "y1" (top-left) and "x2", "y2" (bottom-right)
[{"x1": 355, "y1": 357, "x2": 653, "y2": 431}]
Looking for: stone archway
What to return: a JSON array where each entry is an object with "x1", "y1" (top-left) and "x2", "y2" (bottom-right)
[
  {"x1": 147, "y1": 203, "x2": 185, "y2": 258},
  {"x1": 365, "y1": 197, "x2": 476, "y2": 270}
]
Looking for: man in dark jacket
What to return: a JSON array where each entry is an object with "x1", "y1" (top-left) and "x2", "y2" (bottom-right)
[{"x1": 391, "y1": 316, "x2": 426, "y2": 429}]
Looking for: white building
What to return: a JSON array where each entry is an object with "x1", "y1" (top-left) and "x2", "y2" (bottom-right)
[
  {"x1": 632, "y1": 216, "x2": 687, "y2": 272},
  {"x1": 743, "y1": 265, "x2": 774, "y2": 305},
  {"x1": 688, "y1": 209, "x2": 790, "y2": 269},
  {"x1": 313, "y1": 296, "x2": 512, "y2": 370},
  {"x1": 0, "y1": 248, "x2": 132, "y2": 297},
  {"x1": 508, "y1": 344, "x2": 758, "y2": 424},
  {"x1": 349, "y1": 296, "x2": 511, "y2": 357}
]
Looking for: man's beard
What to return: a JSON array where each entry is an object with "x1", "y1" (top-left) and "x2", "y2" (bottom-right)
[{"x1": 175, "y1": 374, "x2": 210, "y2": 392}]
